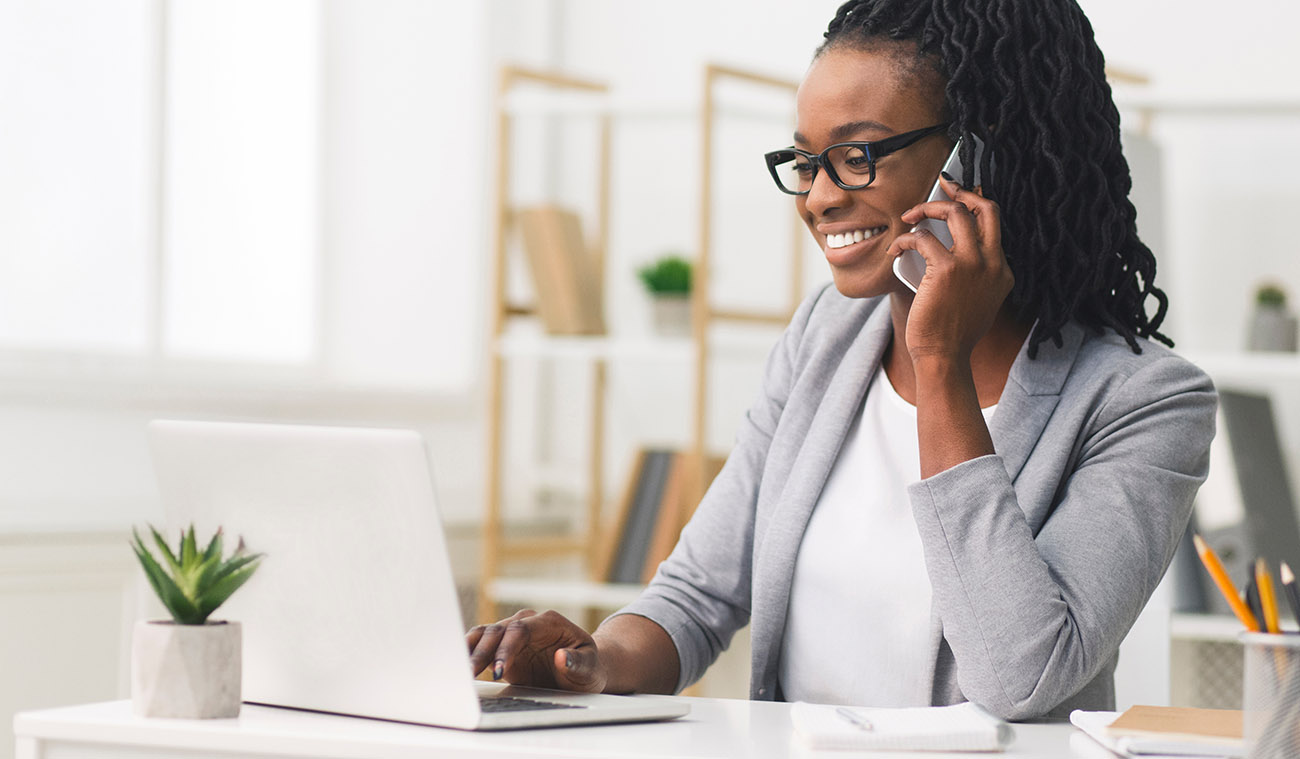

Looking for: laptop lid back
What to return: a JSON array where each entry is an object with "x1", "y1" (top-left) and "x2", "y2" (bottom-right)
[{"x1": 147, "y1": 420, "x2": 480, "y2": 729}]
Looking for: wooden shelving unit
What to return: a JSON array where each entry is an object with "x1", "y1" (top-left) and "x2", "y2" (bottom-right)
[
  {"x1": 477, "y1": 63, "x2": 801, "y2": 626},
  {"x1": 478, "y1": 66, "x2": 612, "y2": 625}
]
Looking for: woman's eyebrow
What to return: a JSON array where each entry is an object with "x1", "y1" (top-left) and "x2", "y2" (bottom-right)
[{"x1": 793, "y1": 119, "x2": 894, "y2": 146}]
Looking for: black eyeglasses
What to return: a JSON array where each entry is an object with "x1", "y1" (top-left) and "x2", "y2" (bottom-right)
[{"x1": 764, "y1": 122, "x2": 950, "y2": 195}]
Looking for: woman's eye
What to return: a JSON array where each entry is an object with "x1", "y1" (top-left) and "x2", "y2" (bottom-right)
[
  {"x1": 793, "y1": 162, "x2": 815, "y2": 176},
  {"x1": 835, "y1": 146, "x2": 872, "y2": 175}
]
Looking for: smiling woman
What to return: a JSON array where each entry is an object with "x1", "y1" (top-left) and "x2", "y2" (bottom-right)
[{"x1": 467, "y1": 0, "x2": 1217, "y2": 721}]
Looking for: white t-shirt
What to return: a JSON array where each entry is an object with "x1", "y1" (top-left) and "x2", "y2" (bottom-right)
[{"x1": 778, "y1": 365, "x2": 997, "y2": 706}]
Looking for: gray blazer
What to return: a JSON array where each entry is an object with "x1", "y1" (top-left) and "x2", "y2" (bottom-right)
[{"x1": 616, "y1": 285, "x2": 1217, "y2": 720}]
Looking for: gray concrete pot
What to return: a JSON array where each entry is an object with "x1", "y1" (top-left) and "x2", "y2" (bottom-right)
[{"x1": 132, "y1": 620, "x2": 241, "y2": 719}]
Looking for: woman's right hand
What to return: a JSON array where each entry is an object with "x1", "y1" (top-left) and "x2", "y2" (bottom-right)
[{"x1": 466, "y1": 608, "x2": 607, "y2": 693}]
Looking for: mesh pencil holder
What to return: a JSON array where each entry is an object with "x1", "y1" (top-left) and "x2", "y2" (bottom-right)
[{"x1": 1242, "y1": 632, "x2": 1300, "y2": 759}]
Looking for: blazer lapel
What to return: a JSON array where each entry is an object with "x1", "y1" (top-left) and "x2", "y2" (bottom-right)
[
  {"x1": 987, "y1": 322, "x2": 1083, "y2": 483},
  {"x1": 750, "y1": 303, "x2": 894, "y2": 690}
]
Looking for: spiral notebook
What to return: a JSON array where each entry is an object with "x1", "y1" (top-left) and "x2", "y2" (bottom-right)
[{"x1": 791, "y1": 701, "x2": 1014, "y2": 752}]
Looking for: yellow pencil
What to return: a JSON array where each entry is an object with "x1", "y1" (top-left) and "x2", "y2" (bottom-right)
[
  {"x1": 1193, "y1": 534, "x2": 1261, "y2": 632},
  {"x1": 1256, "y1": 558, "x2": 1281, "y2": 634}
]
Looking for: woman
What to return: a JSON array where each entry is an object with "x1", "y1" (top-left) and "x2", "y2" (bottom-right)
[{"x1": 467, "y1": 0, "x2": 1216, "y2": 720}]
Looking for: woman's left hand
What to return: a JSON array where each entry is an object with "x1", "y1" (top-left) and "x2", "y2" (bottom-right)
[{"x1": 886, "y1": 175, "x2": 1015, "y2": 364}]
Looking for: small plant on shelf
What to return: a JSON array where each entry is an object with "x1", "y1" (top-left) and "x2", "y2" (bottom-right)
[
  {"x1": 637, "y1": 254, "x2": 692, "y2": 296},
  {"x1": 132, "y1": 525, "x2": 264, "y2": 624},
  {"x1": 1247, "y1": 281, "x2": 1298, "y2": 353},
  {"x1": 638, "y1": 254, "x2": 693, "y2": 337},
  {"x1": 1256, "y1": 283, "x2": 1287, "y2": 309}
]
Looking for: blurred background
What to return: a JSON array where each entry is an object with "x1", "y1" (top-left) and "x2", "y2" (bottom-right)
[{"x1": 2, "y1": 0, "x2": 1299, "y2": 752}]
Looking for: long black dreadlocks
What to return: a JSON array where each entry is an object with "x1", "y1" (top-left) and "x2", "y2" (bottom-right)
[{"x1": 821, "y1": 0, "x2": 1170, "y2": 356}]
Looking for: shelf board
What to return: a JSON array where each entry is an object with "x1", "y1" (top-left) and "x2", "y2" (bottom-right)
[
  {"x1": 494, "y1": 330, "x2": 780, "y2": 363},
  {"x1": 1113, "y1": 93, "x2": 1300, "y2": 118},
  {"x1": 486, "y1": 577, "x2": 645, "y2": 609},
  {"x1": 495, "y1": 333, "x2": 692, "y2": 363},
  {"x1": 1184, "y1": 351, "x2": 1300, "y2": 383},
  {"x1": 501, "y1": 91, "x2": 790, "y2": 121}
]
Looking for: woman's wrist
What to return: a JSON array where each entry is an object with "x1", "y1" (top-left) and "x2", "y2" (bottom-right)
[{"x1": 592, "y1": 614, "x2": 680, "y2": 695}]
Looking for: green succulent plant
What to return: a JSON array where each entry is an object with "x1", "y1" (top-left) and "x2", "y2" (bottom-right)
[
  {"x1": 637, "y1": 255, "x2": 692, "y2": 295},
  {"x1": 132, "y1": 525, "x2": 264, "y2": 625}
]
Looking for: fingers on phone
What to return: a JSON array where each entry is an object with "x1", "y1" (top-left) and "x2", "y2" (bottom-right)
[
  {"x1": 890, "y1": 226, "x2": 950, "y2": 264},
  {"x1": 940, "y1": 181, "x2": 1002, "y2": 247}
]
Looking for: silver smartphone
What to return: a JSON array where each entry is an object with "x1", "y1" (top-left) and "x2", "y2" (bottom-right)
[{"x1": 893, "y1": 134, "x2": 986, "y2": 292}]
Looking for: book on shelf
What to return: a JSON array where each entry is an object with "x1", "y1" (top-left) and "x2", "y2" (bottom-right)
[
  {"x1": 515, "y1": 205, "x2": 605, "y2": 336},
  {"x1": 599, "y1": 449, "x2": 728, "y2": 585}
]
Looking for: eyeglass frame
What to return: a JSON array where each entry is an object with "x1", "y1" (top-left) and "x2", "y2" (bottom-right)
[{"x1": 763, "y1": 122, "x2": 951, "y2": 195}]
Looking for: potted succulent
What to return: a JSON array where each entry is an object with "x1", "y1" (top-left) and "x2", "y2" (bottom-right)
[
  {"x1": 637, "y1": 254, "x2": 693, "y2": 337},
  {"x1": 1247, "y1": 283, "x2": 1298, "y2": 352},
  {"x1": 130, "y1": 525, "x2": 263, "y2": 719}
]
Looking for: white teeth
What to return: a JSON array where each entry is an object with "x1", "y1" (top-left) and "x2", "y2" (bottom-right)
[{"x1": 825, "y1": 227, "x2": 884, "y2": 249}]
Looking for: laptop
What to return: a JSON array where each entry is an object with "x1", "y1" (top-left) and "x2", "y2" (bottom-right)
[{"x1": 147, "y1": 419, "x2": 689, "y2": 730}]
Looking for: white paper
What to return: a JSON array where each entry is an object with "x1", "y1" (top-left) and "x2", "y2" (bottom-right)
[{"x1": 791, "y1": 701, "x2": 1013, "y2": 752}]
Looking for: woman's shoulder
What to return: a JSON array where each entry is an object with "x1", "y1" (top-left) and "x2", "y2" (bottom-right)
[{"x1": 1061, "y1": 323, "x2": 1217, "y2": 409}]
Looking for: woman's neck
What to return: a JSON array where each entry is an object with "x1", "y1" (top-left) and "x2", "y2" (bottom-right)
[{"x1": 883, "y1": 292, "x2": 1031, "y2": 408}]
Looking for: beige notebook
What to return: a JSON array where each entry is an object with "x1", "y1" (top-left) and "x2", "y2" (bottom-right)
[
  {"x1": 1109, "y1": 705, "x2": 1242, "y2": 741},
  {"x1": 1070, "y1": 707, "x2": 1244, "y2": 758}
]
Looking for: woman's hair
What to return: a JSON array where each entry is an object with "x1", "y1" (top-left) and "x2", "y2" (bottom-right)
[{"x1": 821, "y1": 0, "x2": 1170, "y2": 356}]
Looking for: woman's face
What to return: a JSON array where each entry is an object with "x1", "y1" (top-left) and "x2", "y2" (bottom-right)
[{"x1": 794, "y1": 45, "x2": 952, "y2": 298}]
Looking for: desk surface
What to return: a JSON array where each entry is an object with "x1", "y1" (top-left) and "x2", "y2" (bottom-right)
[{"x1": 15, "y1": 698, "x2": 1117, "y2": 759}]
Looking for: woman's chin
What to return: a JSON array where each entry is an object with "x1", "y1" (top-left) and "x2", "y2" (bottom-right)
[{"x1": 828, "y1": 264, "x2": 908, "y2": 300}]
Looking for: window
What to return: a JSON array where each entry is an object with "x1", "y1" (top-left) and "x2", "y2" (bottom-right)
[{"x1": 0, "y1": 0, "x2": 485, "y2": 393}]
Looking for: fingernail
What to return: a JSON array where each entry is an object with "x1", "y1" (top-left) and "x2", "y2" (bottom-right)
[
  {"x1": 492, "y1": 661, "x2": 503, "y2": 680},
  {"x1": 940, "y1": 171, "x2": 955, "y2": 182}
]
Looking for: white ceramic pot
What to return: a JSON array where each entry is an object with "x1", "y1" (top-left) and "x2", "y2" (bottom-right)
[
  {"x1": 132, "y1": 619, "x2": 242, "y2": 719},
  {"x1": 651, "y1": 294, "x2": 692, "y2": 337}
]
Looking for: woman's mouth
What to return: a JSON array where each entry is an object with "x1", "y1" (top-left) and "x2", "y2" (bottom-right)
[{"x1": 824, "y1": 226, "x2": 888, "y2": 250}]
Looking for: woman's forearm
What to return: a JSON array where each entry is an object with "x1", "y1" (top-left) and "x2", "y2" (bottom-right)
[{"x1": 913, "y1": 354, "x2": 996, "y2": 479}]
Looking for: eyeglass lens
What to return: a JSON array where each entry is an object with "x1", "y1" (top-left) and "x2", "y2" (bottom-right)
[{"x1": 773, "y1": 144, "x2": 873, "y2": 193}]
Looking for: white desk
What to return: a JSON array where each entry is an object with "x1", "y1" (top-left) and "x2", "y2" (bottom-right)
[{"x1": 15, "y1": 698, "x2": 1113, "y2": 759}]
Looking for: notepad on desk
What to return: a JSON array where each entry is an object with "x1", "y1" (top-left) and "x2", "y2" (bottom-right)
[
  {"x1": 791, "y1": 701, "x2": 1014, "y2": 752},
  {"x1": 1070, "y1": 706, "x2": 1244, "y2": 758}
]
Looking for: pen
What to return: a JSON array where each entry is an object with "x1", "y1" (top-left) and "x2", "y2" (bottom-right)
[
  {"x1": 836, "y1": 707, "x2": 875, "y2": 732},
  {"x1": 1192, "y1": 534, "x2": 1260, "y2": 632},
  {"x1": 1281, "y1": 562, "x2": 1300, "y2": 629},
  {"x1": 1256, "y1": 558, "x2": 1281, "y2": 634}
]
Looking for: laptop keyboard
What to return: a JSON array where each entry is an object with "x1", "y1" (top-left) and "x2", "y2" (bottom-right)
[{"x1": 479, "y1": 695, "x2": 587, "y2": 713}]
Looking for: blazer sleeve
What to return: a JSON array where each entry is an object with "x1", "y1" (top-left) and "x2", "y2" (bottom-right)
[
  {"x1": 907, "y1": 353, "x2": 1217, "y2": 720},
  {"x1": 610, "y1": 287, "x2": 826, "y2": 694}
]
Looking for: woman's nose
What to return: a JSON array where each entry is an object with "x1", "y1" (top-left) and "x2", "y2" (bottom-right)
[{"x1": 802, "y1": 166, "x2": 850, "y2": 218}]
